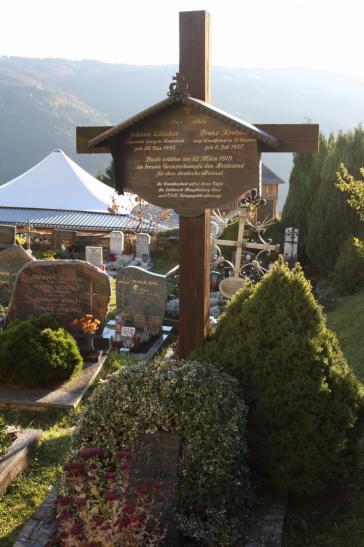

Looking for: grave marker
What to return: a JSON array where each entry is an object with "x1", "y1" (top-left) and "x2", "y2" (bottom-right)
[
  {"x1": 135, "y1": 233, "x2": 151, "y2": 262},
  {"x1": 110, "y1": 230, "x2": 124, "y2": 256},
  {"x1": 85, "y1": 246, "x2": 103, "y2": 268},
  {"x1": 0, "y1": 246, "x2": 35, "y2": 305},
  {"x1": 116, "y1": 266, "x2": 167, "y2": 330},
  {"x1": 284, "y1": 227, "x2": 299, "y2": 267},
  {"x1": 7, "y1": 260, "x2": 111, "y2": 332},
  {"x1": 130, "y1": 432, "x2": 181, "y2": 546},
  {"x1": 0, "y1": 225, "x2": 16, "y2": 249},
  {"x1": 76, "y1": 10, "x2": 319, "y2": 357}
]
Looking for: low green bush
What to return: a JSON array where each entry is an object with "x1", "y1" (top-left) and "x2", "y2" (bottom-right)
[
  {"x1": 332, "y1": 236, "x2": 364, "y2": 296},
  {"x1": 0, "y1": 415, "x2": 10, "y2": 456},
  {"x1": 195, "y1": 259, "x2": 363, "y2": 494},
  {"x1": 0, "y1": 315, "x2": 83, "y2": 388},
  {"x1": 69, "y1": 359, "x2": 251, "y2": 546}
]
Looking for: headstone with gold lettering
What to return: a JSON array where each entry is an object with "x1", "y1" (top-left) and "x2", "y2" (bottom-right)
[
  {"x1": 0, "y1": 245, "x2": 35, "y2": 305},
  {"x1": 116, "y1": 266, "x2": 167, "y2": 332},
  {"x1": 7, "y1": 260, "x2": 111, "y2": 331}
]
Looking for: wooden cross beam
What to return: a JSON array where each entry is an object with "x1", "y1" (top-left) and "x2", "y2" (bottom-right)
[
  {"x1": 75, "y1": 10, "x2": 319, "y2": 358},
  {"x1": 76, "y1": 123, "x2": 319, "y2": 155}
]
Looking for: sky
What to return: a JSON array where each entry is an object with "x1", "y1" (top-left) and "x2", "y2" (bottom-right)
[{"x1": 1, "y1": 0, "x2": 364, "y2": 81}]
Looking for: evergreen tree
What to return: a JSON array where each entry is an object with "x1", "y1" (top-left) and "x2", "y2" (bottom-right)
[
  {"x1": 196, "y1": 260, "x2": 362, "y2": 494},
  {"x1": 281, "y1": 127, "x2": 364, "y2": 274},
  {"x1": 96, "y1": 161, "x2": 114, "y2": 188}
]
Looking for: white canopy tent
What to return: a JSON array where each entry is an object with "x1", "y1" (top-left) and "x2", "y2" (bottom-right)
[{"x1": 0, "y1": 149, "x2": 134, "y2": 214}]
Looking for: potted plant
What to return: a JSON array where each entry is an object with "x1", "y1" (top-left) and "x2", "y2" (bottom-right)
[{"x1": 71, "y1": 314, "x2": 100, "y2": 355}]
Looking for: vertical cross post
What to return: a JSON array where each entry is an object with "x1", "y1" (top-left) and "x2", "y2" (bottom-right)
[{"x1": 179, "y1": 10, "x2": 211, "y2": 358}]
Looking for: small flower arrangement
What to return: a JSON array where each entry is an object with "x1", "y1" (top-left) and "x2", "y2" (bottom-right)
[
  {"x1": 72, "y1": 315, "x2": 101, "y2": 335},
  {"x1": 56, "y1": 448, "x2": 165, "y2": 546}
]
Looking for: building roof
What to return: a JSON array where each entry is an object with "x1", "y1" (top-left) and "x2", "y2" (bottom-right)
[
  {"x1": 0, "y1": 149, "x2": 134, "y2": 214},
  {"x1": 0, "y1": 207, "x2": 159, "y2": 232},
  {"x1": 261, "y1": 163, "x2": 285, "y2": 185},
  {"x1": 89, "y1": 95, "x2": 279, "y2": 149}
]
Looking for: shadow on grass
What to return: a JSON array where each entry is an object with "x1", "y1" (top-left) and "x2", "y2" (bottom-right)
[{"x1": 0, "y1": 431, "x2": 70, "y2": 547}]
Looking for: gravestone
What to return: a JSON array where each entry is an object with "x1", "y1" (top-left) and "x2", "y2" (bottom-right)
[
  {"x1": 7, "y1": 260, "x2": 111, "y2": 332},
  {"x1": 283, "y1": 227, "x2": 299, "y2": 267},
  {"x1": 116, "y1": 266, "x2": 167, "y2": 330},
  {"x1": 110, "y1": 231, "x2": 124, "y2": 256},
  {"x1": 135, "y1": 233, "x2": 151, "y2": 262},
  {"x1": 130, "y1": 432, "x2": 181, "y2": 546},
  {"x1": 85, "y1": 246, "x2": 103, "y2": 268},
  {"x1": 0, "y1": 225, "x2": 16, "y2": 249},
  {"x1": 0, "y1": 246, "x2": 35, "y2": 305}
]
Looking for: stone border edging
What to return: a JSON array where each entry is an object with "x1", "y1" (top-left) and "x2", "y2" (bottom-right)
[
  {"x1": 13, "y1": 488, "x2": 57, "y2": 547},
  {"x1": 0, "y1": 428, "x2": 42, "y2": 497},
  {"x1": 246, "y1": 499, "x2": 287, "y2": 547}
]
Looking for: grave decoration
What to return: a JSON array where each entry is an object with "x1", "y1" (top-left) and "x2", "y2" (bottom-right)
[
  {"x1": 0, "y1": 245, "x2": 35, "y2": 306},
  {"x1": 211, "y1": 188, "x2": 280, "y2": 299},
  {"x1": 115, "y1": 266, "x2": 167, "y2": 352},
  {"x1": 69, "y1": 359, "x2": 251, "y2": 545},
  {"x1": 77, "y1": 10, "x2": 319, "y2": 357},
  {"x1": 7, "y1": 260, "x2": 111, "y2": 336}
]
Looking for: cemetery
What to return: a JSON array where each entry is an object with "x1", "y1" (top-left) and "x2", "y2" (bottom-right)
[{"x1": 1, "y1": 8, "x2": 364, "y2": 547}]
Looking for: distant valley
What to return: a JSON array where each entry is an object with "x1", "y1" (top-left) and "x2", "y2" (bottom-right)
[{"x1": 1, "y1": 57, "x2": 364, "y2": 210}]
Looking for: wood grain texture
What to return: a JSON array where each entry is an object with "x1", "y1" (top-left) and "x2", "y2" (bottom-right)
[
  {"x1": 179, "y1": 11, "x2": 211, "y2": 358},
  {"x1": 256, "y1": 124, "x2": 319, "y2": 153},
  {"x1": 76, "y1": 126, "x2": 112, "y2": 153}
]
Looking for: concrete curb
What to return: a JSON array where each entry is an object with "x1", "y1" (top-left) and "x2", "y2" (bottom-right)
[{"x1": 0, "y1": 429, "x2": 42, "y2": 497}]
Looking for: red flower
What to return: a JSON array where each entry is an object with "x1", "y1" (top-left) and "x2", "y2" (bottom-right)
[
  {"x1": 115, "y1": 450, "x2": 134, "y2": 460},
  {"x1": 75, "y1": 497, "x2": 87, "y2": 507},
  {"x1": 103, "y1": 490, "x2": 119, "y2": 501},
  {"x1": 103, "y1": 471, "x2": 117, "y2": 481},
  {"x1": 70, "y1": 524, "x2": 83, "y2": 536},
  {"x1": 79, "y1": 447, "x2": 105, "y2": 459},
  {"x1": 92, "y1": 515, "x2": 105, "y2": 526},
  {"x1": 56, "y1": 496, "x2": 71, "y2": 506},
  {"x1": 118, "y1": 515, "x2": 131, "y2": 528}
]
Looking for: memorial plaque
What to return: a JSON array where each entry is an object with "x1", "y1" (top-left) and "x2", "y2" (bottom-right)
[
  {"x1": 0, "y1": 225, "x2": 16, "y2": 249},
  {"x1": 85, "y1": 246, "x2": 103, "y2": 267},
  {"x1": 114, "y1": 102, "x2": 260, "y2": 216},
  {"x1": 130, "y1": 432, "x2": 181, "y2": 546},
  {"x1": 7, "y1": 260, "x2": 111, "y2": 331},
  {"x1": 0, "y1": 246, "x2": 35, "y2": 305},
  {"x1": 116, "y1": 266, "x2": 167, "y2": 329},
  {"x1": 110, "y1": 231, "x2": 124, "y2": 256},
  {"x1": 135, "y1": 233, "x2": 151, "y2": 260}
]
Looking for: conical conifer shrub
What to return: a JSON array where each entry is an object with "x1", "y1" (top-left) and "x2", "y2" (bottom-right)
[{"x1": 198, "y1": 260, "x2": 362, "y2": 493}]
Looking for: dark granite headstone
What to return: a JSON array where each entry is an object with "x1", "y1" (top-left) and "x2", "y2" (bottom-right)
[
  {"x1": 0, "y1": 225, "x2": 16, "y2": 249},
  {"x1": 0, "y1": 246, "x2": 35, "y2": 305},
  {"x1": 116, "y1": 266, "x2": 167, "y2": 330},
  {"x1": 7, "y1": 260, "x2": 111, "y2": 332},
  {"x1": 130, "y1": 432, "x2": 181, "y2": 546}
]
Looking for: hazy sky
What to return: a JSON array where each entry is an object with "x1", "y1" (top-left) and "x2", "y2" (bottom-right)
[{"x1": 1, "y1": 0, "x2": 364, "y2": 80}]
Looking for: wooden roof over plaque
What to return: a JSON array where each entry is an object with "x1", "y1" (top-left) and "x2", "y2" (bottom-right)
[{"x1": 88, "y1": 74, "x2": 280, "y2": 217}]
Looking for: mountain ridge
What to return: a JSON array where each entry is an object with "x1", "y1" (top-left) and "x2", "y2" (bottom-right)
[{"x1": 1, "y1": 57, "x2": 364, "y2": 209}]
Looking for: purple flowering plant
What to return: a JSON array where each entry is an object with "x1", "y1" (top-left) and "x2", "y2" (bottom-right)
[{"x1": 56, "y1": 447, "x2": 165, "y2": 546}]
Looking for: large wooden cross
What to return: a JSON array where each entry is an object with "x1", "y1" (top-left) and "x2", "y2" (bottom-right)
[{"x1": 76, "y1": 10, "x2": 319, "y2": 358}]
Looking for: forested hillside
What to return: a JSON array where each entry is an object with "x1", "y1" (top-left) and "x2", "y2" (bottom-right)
[{"x1": 1, "y1": 56, "x2": 364, "y2": 211}]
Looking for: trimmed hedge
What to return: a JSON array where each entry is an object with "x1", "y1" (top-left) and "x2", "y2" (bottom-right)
[
  {"x1": 70, "y1": 359, "x2": 251, "y2": 546},
  {"x1": 195, "y1": 260, "x2": 363, "y2": 494},
  {"x1": 0, "y1": 315, "x2": 83, "y2": 388}
]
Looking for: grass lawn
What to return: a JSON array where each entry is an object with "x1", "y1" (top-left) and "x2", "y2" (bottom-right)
[{"x1": 283, "y1": 288, "x2": 364, "y2": 547}]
